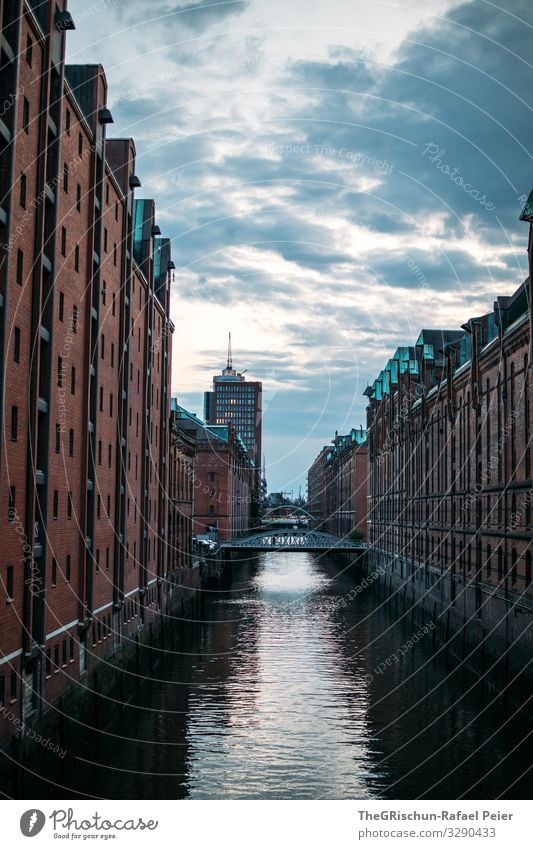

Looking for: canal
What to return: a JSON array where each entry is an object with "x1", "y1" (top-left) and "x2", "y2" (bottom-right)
[{"x1": 70, "y1": 552, "x2": 531, "y2": 798}]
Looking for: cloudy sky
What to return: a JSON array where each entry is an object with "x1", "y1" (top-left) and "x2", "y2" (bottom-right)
[{"x1": 67, "y1": 0, "x2": 533, "y2": 494}]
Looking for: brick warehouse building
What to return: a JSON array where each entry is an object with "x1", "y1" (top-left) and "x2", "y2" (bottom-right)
[
  {"x1": 365, "y1": 278, "x2": 532, "y2": 680},
  {"x1": 0, "y1": 2, "x2": 191, "y2": 745},
  {"x1": 307, "y1": 446, "x2": 329, "y2": 528},
  {"x1": 306, "y1": 429, "x2": 368, "y2": 537},
  {"x1": 323, "y1": 429, "x2": 368, "y2": 538},
  {"x1": 172, "y1": 401, "x2": 254, "y2": 541}
]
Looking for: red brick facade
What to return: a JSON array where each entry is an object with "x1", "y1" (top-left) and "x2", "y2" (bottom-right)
[
  {"x1": 366, "y1": 279, "x2": 532, "y2": 675},
  {"x1": 0, "y1": 2, "x2": 189, "y2": 743},
  {"x1": 306, "y1": 430, "x2": 368, "y2": 538},
  {"x1": 172, "y1": 403, "x2": 253, "y2": 541}
]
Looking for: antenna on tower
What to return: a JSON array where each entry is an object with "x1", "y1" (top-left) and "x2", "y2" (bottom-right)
[{"x1": 227, "y1": 332, "x2": 232, "y2": 370}]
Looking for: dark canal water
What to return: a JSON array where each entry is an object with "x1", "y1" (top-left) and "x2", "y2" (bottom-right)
[{"x1": 68, "y1": 553, "x2": 532, "y2": 798}]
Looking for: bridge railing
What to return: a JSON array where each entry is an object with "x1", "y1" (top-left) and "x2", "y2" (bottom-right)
[{"x1": 221, "y1": 530, "x2": 367, "y2": 551}]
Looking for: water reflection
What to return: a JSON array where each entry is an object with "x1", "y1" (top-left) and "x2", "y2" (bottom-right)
[{"x1": 74, "y1": 552, "x2": 531, "y2": 799}]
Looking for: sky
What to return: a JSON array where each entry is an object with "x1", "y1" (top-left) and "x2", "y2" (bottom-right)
[{"x1": 67, "y1": 0, "x2": 533, "y2": 494}]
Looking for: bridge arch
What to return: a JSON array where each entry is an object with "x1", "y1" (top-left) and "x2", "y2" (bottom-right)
[
  {"x1": 221, "y1": 529, "x2": 367, "y2": 553},
  {"x1": 262, "y1": 505, "x2": 314, "y2": 521}
]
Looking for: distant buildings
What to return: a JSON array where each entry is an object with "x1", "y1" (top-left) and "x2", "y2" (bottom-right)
[
  {"x1": 365, "y1": 279, "x2": 532, "y2": 676},
  {"x1": 307, "y1": 429, "x2": 368, "y2": 537},
  {"x1": 172, "y1": 401, "x2": 254, "y2": 541},
  {"x1": 0, "y1": 2, "x2": 194, "y2": 745},
  {"x1": 204, "y1": 334, "x2": 263, "y2": 515},
  {"x1": 307, "y1": 448, "x2": 330, "y2": 527}
]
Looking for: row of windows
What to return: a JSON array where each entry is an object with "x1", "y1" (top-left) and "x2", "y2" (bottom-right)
[
  {"x1": 45, "y1": 637, "x2": 75, "y2": 677},
  {"x1": 64, "y1": 107, "x2": 84, "y2": 159},
  {"x1": 57, "y1": 357, "x2": 77, "y2": 394},
  {"x1": 50, "y1": 555, "x2": 72, "y2": 586},
  {"x1": 101, "y1": 282, "x2": 117, "y2": 315}
]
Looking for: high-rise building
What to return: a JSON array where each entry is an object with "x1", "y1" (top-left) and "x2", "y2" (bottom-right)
[{"x1": 204, "y1": 334, "x2": 263, "y2": 514}]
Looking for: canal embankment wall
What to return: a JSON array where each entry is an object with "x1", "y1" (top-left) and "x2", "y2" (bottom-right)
[
  {"x1": 0, "y1": 552, "x2": 230, "y2": 797},
  {"x1": 365, "y1": 547, "x2": 532, "y2": 705}
]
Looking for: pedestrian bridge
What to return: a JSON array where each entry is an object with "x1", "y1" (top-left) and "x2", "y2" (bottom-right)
[{"x1": 221, "y1": 530, "x2": 367, "y2": 553}]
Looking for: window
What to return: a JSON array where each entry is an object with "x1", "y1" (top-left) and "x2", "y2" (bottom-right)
[
  {"x1": 16, "y1": 250, "x2": 23, "y2": 285},
  {"x1": 65, "y1": 107, "x2": 70, "y2": 135},
  {"x1": 54, "y1": 645, "x2": 59, "y2": 671},
  {"x1": 13, "y1": 327, "x2": 20, "y2": 362},
  {"x1": 69, "y1": 638, "x2": 74, "y2": 661},
  {"x1": 98, "y1": 440, "x2": 102, "y2": 465},
  {"x1": 106, "y1": 548, "x2": 110, "y2": 571},
  {"x1": 78, "y1": 132, "x2": 83, "y2": 157},
  {"x1": 76, "y1": 183, "x2": 81, "y2": 212},
  {"x1": 74, "y1": 244, "x2": 79, "y2": 271},
  {"x1": 8, "y1": 486, "x2": 15, "y2": 520},
  {"x1": 22, "y1": 98, "x2": 29, "y2": 133},
  {"x1": 26, "y1": 34, "x2": 33, "y2": 67},
  {"x1": 67, "y1": 492, "x2": 72, "y2": 519},
  {"x1": 109, "y1": 393, "x2": 113, "y2": 417},
  {"x1": 63, "y1": 162, "x2": 69, "y2": 193},
  {"x1": 53, "y1": 490, "x2": 59, "y2": 519},
  {"x1": 96, "y1": 549, "x2": 100, "y2": 572},
  {"x1": 101, "y1": 333, "x2": 105, "y2": 359},
  {"x1": 51, "y1": 558, "x2": 57, "y2": 586},
  {"x1": 10, "y1": 406, "x2": 17, "y2": 441},
  {"x1": 69, "y1": 429, "x2": 74, "y2": 456},
  {"x1": 97, "y1": 495, "x2": 101, "y2": 519},
  {"x1": 70, "y1": 366, "x2": 76, "y2": 395},
  {"x1": 104, "y1": 228, "x2": 108, "y2": 252},
  {"x1": 62, "y1": 640, "x2": 67, "y2": 667},
  {"x1": 66, "y1": 554, "x2": 71, "y2": 583},
  {"x1": 57, "y1": 357, "x2": 63, "y2": 387},
  {"x1": 112, "y1": 292, "x2": 116, "y2": 316},
  {"x1": 105, "y1": 183, "x2": 109, "y2": 205},
  {"x1": 72, "y1": 305, "x2": 78, "y2": 334},
  {"x1": 59, "y1": 291, "x2": 64, "y2": 321},
  {"x1": 61, "y1": 226, "x2": 66, "y2": 256},
  {"x1": 45, "y1": 650, "x2": 51, "y2": 677},
  {"x1": 108, "y1": 443, "x2": 112, "y2": 467},
  {"x1": 6, "y1": 566, "x2": 13, "y2": 601},
  {"x1": 102, "y1": 281, "x2": 106, "y2": 305},
  {"x1": 113, "y1": 244, "x2": 117, "y2": 266},
  {"x1": 55, "y1": 423, "x2": 61, "y2": 453},
  {"x1": 99, "y1": 386, "x2": 103, "y2": 411},
  {"x1": 20, "y1": 172, "x2": 26, "y2": 208},
  {"x1": 111, "y1": 343, "x2": 114, "y2": 368},
  {"x1": 10, "y1": 671, "x2": 16, "y2": 701}
]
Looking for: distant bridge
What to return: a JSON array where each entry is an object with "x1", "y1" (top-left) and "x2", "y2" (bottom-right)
[{"x1": 221, "y1": 529, "x2": 367, "y2": 553}]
